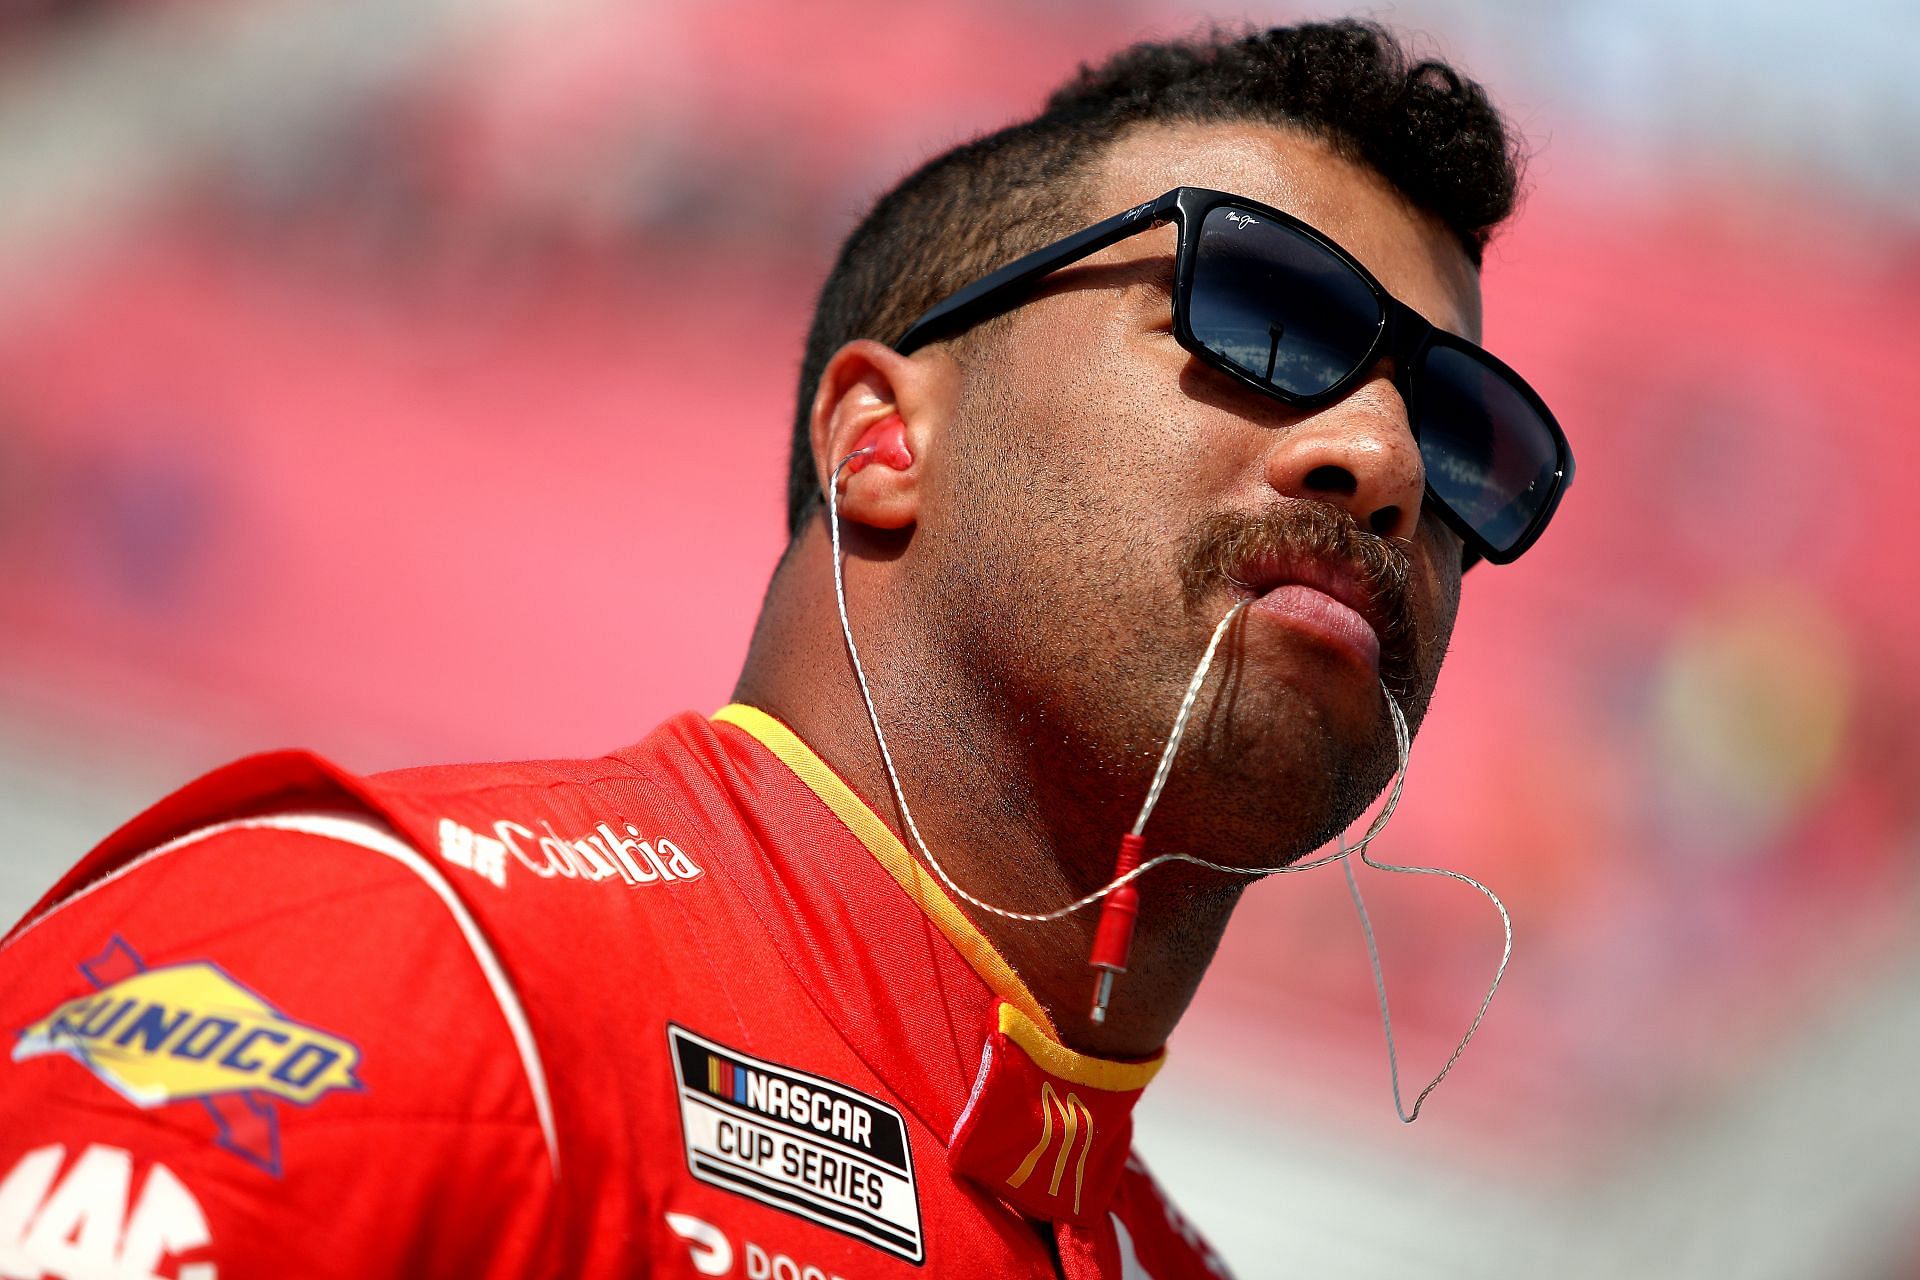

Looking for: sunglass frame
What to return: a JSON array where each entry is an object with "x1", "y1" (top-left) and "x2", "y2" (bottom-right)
[{"x1": 893, "y1": 185, "x2": 1574, "y2": 565}]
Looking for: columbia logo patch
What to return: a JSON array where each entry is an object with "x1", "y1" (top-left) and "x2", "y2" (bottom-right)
[{"x1": 667, "y1": 1025, "x2": 923, "y2": 1264}]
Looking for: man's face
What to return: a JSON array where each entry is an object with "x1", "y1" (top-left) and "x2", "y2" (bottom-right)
[{"x1": 907, "y1": 121, "x2": 1478, "y2": 868}]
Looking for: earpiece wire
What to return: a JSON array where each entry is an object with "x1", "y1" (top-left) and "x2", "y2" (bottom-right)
[
  {"x1": 831, "y1": 451, "x2": 1400, "y2": 922},
  {"x1": 829, "y1": 450, "x2": 1510, "y2": 1116}
]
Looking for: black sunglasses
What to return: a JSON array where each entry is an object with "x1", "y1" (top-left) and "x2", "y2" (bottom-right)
[{"x1": 894, "y1": 186, "x2": 1574, "y2": 565}]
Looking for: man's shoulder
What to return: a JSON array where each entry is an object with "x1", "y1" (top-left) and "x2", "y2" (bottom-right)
[
  {"x1": 355, "y1": 709, "x2": 740, "y2": 900},
  {"x1": 0, "y1": 709, "x2": 776, "y2": 1207},
  {"x1": 10, "y1": 709, "x2": 742, "y2": 936},
  {"x1": 0, "y1": 808, "x2": 565, "y2": 1274},
  {"x1": 4, "y1": 704, "x2": 823, "y2": 1088},
  {"x1": 366, "y1": 706, "x2": 729, "y2": 818}
]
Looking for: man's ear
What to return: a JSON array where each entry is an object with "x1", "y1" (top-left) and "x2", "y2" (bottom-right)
[{"x1": 809, "y1": 339, "x2": 941, "y2": 532}]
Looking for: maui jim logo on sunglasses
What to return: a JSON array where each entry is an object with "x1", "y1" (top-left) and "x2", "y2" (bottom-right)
[{"x1": 1221, "y1": 211, "x2": 1261, "y2": 229}]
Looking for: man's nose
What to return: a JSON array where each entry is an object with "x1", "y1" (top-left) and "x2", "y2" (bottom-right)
[{"x1": 1262, "y1": 374, "x2": 1425, "y2": 543}]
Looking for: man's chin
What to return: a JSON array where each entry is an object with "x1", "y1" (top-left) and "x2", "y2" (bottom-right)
[
  {"x1": 1213, "y1": 638, "x2": 1397, "y2": 756},
  {"x1": 1142, "y1": 695, "x2": 1402, "y2": 874}
]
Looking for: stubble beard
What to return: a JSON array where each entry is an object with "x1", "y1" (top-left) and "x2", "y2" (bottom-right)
[
  {"x1": 919, "y1": 487, "x2": 1430, "y2": 890},
  {"x1": 912, "y1": 366, "x2": 1449, "y2": 891},
  {"x1": 1156, "y1": 502, "x2": 1443, "y2": 869}
]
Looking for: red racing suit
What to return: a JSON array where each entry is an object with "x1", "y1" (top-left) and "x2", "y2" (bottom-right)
[{"x1": 0, "y1": 705, "x2": 1236, "y2": 1279}]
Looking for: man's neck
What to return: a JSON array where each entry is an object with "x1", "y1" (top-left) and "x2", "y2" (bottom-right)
[{"x1": 732, "y1": 525, "x2": 1239, "y2": 1059}]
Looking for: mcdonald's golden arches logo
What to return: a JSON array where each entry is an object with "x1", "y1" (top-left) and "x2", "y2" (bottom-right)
[
  {"x1": 1005, "y1": 1081, "x2": 1094, "y2": 1215},
  {"x1": 946, "y1": 1003, "x2": 1163, "y2": 1225}
]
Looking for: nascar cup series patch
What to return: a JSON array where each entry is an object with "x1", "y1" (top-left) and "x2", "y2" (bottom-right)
[
  {"x1": 12, "y1": 936, "x2": 362, "y2": 1177},
  {"x1": 667, "y1": 1024, "x2": 923, "y2": 1264}
]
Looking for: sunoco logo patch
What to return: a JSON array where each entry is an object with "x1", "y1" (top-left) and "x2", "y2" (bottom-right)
[
  {"x1": 668, "y1": 1024, "x2": 923, "y2": 1264},
  {"x1": 13, "y1": 936, "x2": 362, "y2": 1176}
]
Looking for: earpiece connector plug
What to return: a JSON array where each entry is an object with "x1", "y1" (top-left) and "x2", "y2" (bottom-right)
[
  {"x1": 1087, "y1": 833, "x2": 1146, "y2": 1025},
  {"x1": 1090, "y1": 969, "x2": 1116, "y2": 1023}
]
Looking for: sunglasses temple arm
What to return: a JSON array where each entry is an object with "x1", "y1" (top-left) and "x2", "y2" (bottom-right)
[{"x1": 893, "y1": 195, "x2": 1178, "y2": 355}]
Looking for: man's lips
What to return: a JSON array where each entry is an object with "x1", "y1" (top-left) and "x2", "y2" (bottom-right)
[
  {"x1": 1181, "y1": 504, "x2": 1419, "y2": 699},
  {"x1": 1232, "y1": 554, "x2": 1384, "y2": 673}
]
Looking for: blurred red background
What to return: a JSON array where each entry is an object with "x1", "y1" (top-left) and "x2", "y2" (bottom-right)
[{"x1": 1, "y1": 1, "x2": 1916, "y2": 1273}]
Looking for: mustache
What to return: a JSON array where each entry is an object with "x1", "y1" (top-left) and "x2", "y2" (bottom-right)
[{"x1": 1178, "y1": 504, "x2": 1420, "y2": 699}]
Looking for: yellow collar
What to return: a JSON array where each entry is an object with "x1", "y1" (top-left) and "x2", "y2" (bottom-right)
[{"x1": 712, "y1": 703, "x2": 1059, "y2": 1037}]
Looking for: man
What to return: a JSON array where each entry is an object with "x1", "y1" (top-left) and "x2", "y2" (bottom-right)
[{"x1": 0, "y1": 19, "x2": 1569, "y2": 1279}]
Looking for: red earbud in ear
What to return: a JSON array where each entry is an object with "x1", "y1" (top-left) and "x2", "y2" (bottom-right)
[{"x1": 844, "y1": 414, "x2": 913, "y2": 475}]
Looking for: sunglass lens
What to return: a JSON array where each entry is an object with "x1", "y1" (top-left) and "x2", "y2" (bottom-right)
[
  {"x1": 1415, "y1": 344, "x2": 1562, "y2": 557},
  {"x1": 1190, "y1": 206, "x2": 1383, "y2": 397}
]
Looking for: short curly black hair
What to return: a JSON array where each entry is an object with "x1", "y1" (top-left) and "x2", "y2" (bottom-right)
[{"x1": 784, "y1": 19, "x2": 1524, "y2": 537}]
